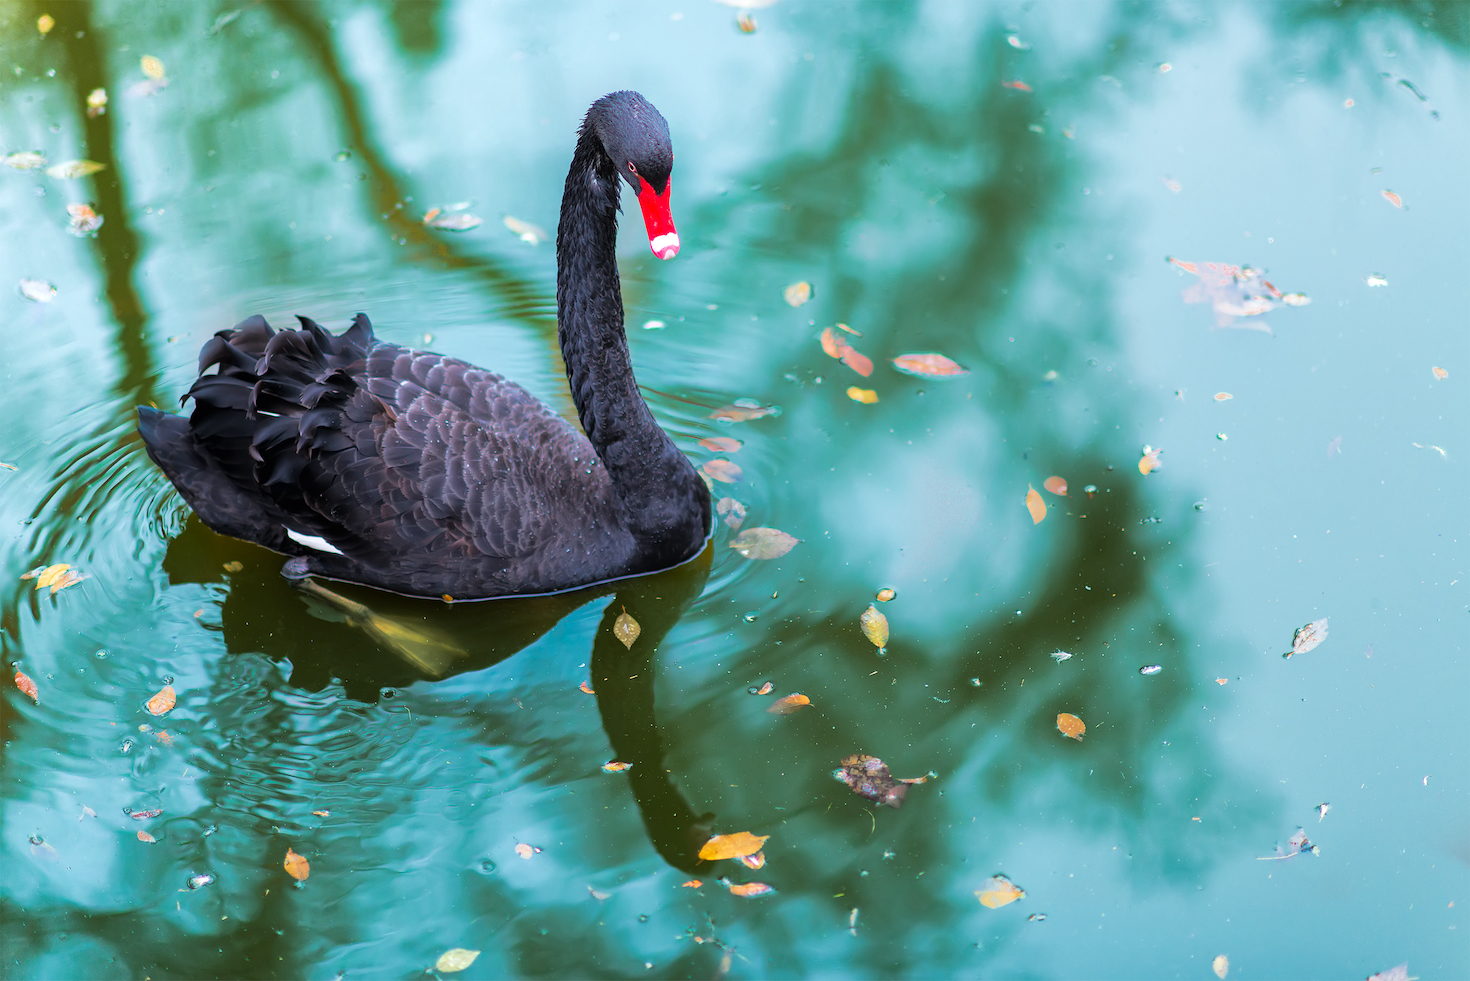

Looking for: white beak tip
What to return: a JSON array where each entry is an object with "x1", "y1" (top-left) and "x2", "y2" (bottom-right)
[{"x1": 650, "y1": 233, "x2": 680, "y2": 260}]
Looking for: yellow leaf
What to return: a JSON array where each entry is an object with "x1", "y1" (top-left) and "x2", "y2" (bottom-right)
[
  {"x1": 435, "y1": 949, "x2": 481, "y2": 973},
  {"x1": 1025, "y1": 485, "x2": 1046, "y2": 524},
  {"x1": 975, "y1": 874, "x2": 1026, "y2": 908},
  {"x1": 283, "y1": 847, "x2": 309, "y2": 880},
  {"x1": 613, "y1": 609, "x2": 640, "y2": 649},
  {"x1": 699, "y1": 831, "x2": 770, "y2": 861},
  {"x1": 875, "y1": 587, "x2": 895, "y2": 602},
  {"x1": 766, "y1": 693, "x2": 810, "y2": 714},
  {"x1": 146, "y1": 685, "x2": 176, "y2": 716},
  {"x1": 783, "y1": 281, "x2": 812, "y2": 306},
  {"x1": 846, "y1": 386, "x2": 878, "y2": 403},
  {"x1": 859, "y1": 604, "x2": 889, "y2": 649},
  {"x1": 37, "y1": 14, "x2": 55, "y2": 35},
  {"x1": 1056, "y1": 712, "x2": 1085, "y2": 740},
  {"x1": 33, "y1": 564, "x2": 70, "y2": 589},
  {"x1": 140, "y1": 55, "x2": 165, "y2": 80}
]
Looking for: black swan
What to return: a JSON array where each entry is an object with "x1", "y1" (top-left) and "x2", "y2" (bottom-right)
[{"x1": 138, "y1": 91, "x2": 711, "y2": 600}]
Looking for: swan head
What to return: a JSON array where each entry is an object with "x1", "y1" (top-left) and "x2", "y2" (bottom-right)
[{"x1": 592, "y1": 91, "x2": 679, "y2": 260}]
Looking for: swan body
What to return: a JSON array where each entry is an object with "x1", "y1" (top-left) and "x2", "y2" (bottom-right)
[{"x1": 138, "y1": 91, "x2": 710, "y2": 599}]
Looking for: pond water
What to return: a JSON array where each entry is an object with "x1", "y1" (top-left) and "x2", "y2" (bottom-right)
[{"x1": 2, "y1": 3, "x2": 1466, "y2": 979}]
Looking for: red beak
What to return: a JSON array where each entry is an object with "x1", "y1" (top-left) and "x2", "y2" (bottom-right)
[{"x1": 636, "y1": 176, "x2": 679, "y2": 260}]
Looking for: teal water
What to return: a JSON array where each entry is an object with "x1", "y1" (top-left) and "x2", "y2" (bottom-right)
[{"x1": 1, "y1": 3, "x2": 1466, "y2": 978}]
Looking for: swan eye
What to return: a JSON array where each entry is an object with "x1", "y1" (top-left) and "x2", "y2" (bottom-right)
[{"x1": 627, "y1": 162, "x2": 637, "y2": 174}]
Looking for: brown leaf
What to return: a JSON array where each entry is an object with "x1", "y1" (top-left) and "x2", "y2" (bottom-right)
[
  {"x1": 613, "y1": 610, "x2": 641, "y2": 649},
  {"x1": 859, "y1": 605, "x2": 889, "y2": 649},
  {"x1": 833, "y1": 754, "x2": 911, "y2": 808},
  {"x1": 1025, "y1": 485, "x2": 1046, "y2": 524},
  {"x1": 767, "y1": 693, "x2": 811, "y2": 714},
  {"x1": 223, "y1": 561, "x2": 244, "y2": 572},
  {"x1": 891, "y1": 353, "x2": 969, "y2": 377},
  {"x1": 846, "y1": 386, "x2": 878, "y2": 404},
  {"x1": 726, "y1": 881, "x2": 775, "y2": 897},
  {"x1": 1284, "y1": 618, "x2": 1328, "y2": 658},
  {"x1": 783, "y1": 281, "x2": 812, "y2": 306},
  {"x1": 136, "y1": 830, "x2": 157, "y2": 843},
  {"x1": 14, "y1": 671, "x2": 38, "y2": 703},
  {"x1": 728, "y1": 527, "x2": 798, "y2": 559},
  {"x1": 284, "y1": 847, "x2": 310, "y2": 881},
  {"x1": 975, "y1": 874, "x2": 1026, "y2": 908},
  {"x1": 700, "y1": 459, "x2": 743, "y2": 483},
  {"x1": 1056, "y1": 712, "x2": 1085, "y2": 740},
  {"x1": 716, "y1": 497, "x2": 746, "y2": 531},
  {"x1": 699, "y1": 832, "x2": 770, "y2": 861},
  {"x1": 699, "y1": 436, "x2": 742, "y2": 453},
  {"x1": 711, "y1": 400, "x2": 780, "y2": 422},
  {"x1": 1042, "y1": 476, "x2": 1067, "y2": 497},
  {"x1": 146, "y1": 685, "x2": 176, "y2": 716}
]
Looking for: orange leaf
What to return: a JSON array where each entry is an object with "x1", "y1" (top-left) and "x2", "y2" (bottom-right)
[
  {"x1": 312, "y1": 809, "x2": 330, "y2": 817},
  {"x1": 1025, "y1": 485, "x2": 1046, "y2": 524},
  {"x1": 710, "y1": 401, "x2": 779, "y2": 422},
  {"x1": 14, "y1": 671, "x2": 38, "y2": 703},
  {"x1": 1138, "y1": 446, "x2": 1162, "y2": 475},
  {"x1": 700, "y1": 459, "x2": 742, "y2": 484},
  {"x1": 1432, "y1": 366, "x2": 1448, "y2": 380},
  {"x1": 699, "y1": 436, "x2": 742, "y2": 453},
  {"x1": 840, "y1": 346, "x2": 874, "y2": 377},
  {"x1": 739, "y1": 851, "x2": 766, "y2": 869},
  {"x1": 1042, "y1": 476, "x2": 1067, "y2": 497},
  {"x1": 699, "y1": 832, "x2": 770, "y2": 861},
  {"x1": 766, "y1": 693, "x2": 810, "y2": 714},
  {"x1": 681, "y1": 879, "x2": 703, "y2": 888},
  {"x1": 727, "y1": 881, "x2": 775, "y2": 898},
  {"x1": 1214, "y1": 392, "x2": 1233, "y2": 401},
  {"x1": 875, "y1": 587, "x2": 895, "y2": 602},
  {"x1": 579, "y1": 682, "x2": 596, "y2": 694},
  {"x1": 820, "y1": 327, "x2": 842, "y2": 358},
  {"x1": 284, "y1": 847, "x2": 310, "y2": 880},
  {"x1": 146, "y1": 685, "x2": 176, "y2": 716},
  {"x1": 891, "y1": 353, "x2": 968, "y2": 377},
  {"x1": 1215, "y1": 678, "x2": 1228, "y2": 685},
  {"x1": 975, "y1": 874, "x2": 1026, "y2": 908},
  {"x1": 754, "y1": 681, "x2": 774, "y2": 695},
  {"x1": 1056, "y1": 712, "x2": 1085, "y2": 740},
  {"x1": 1381, "y1": 189, "x2": 1402, "y2": 208},
  {"x1": 136, "y1": 830, "x2": 157, "y2": 843},
  {"x1": 846, "y1": 386, "x2": 878, "y2": 404},
  {"x1": 783, "y1": 281, "x2": 812, "y2": 307},
  {"x1": 1001, "y1": 79, "x2": 1033, "y2": 92}
]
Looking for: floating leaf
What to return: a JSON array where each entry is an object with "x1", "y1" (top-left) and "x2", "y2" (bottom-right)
[
  {"x1": 1432, "y1": 366, "x2": 1448, "y2": 380},
  {"x1": 1280, "y1": 292, "x2": 1310, "y2": 306},
  {"x1": 875, "y1": 587, "x2": 895, "y2": 602},
  {"x1": 711, "y1": 400, "x2": 780, "y2": 422},
  {"x1": 728, "y1": 527, "x2": 797, "y2": 560},
  {"x1": 86, "y1": 88, "x2": 107, "y2": 118},
  {"x1": 146, "y1": 685, "x2": 176, "y2": 716},
  {"x1": 38, "y1": 14, "x2": 57, "y2": 34},
  {"x1": 425, "y1": 211, "x2": 483, "y2": 232},
  {"x1": 1284, "y1": 618, "x2": 1327, "y2": 658},
  {"x1": 1366, "y1": 964, "x2": 1409, "y2": 981},
  {"x1": 435, "y1": 949, "x2": 481, "y2": 973},
  {"x1": 1139, "y1": 664, "x2": 1162, "y2": 676},
  {"x1": 19, "y1": 279, "x2": 57, "y2": 303},
  {"x1": 66, "y1": 203, "x2": 104, "y2": 236},
  {"x1": 502, "y1": 214, "x2": 545, "y2": 242},
  {"x1": 700, "y1": 459, "x2": 742, "y2": 483},
  {"x1": 45, "y1": 159, "x2": 106, "y2": 180},
  {"x1": 283, "y1": 847, "x2": 309, "y2": 880},
  {"x1": 783, "y1": 281, "x2": 812, "y2": 306},
  {"x1": 588, "y1": 885, "x2": 610, "y2": 900},
  {"x1": 1213, "y1": 954, "x2": 1229, "y2": 979},
  {"x1": 1214, "y1": 392, "x2": 1233, "y2": 401},
  {"x1": 739, "y1": 851, "x2": 766, "y2": 869},
  {"x1": 137, "y1": 830, "x2": 157, "y2": 843},
  {"x1": 1050, "y1": 650, "x2": 1073, "y2": 663},
  {"x1": 47, "y1": 568, "x2": 88, "y2": 594},
  {"x1": 613, "y1": 609, "x2": 641, "y2": 649},
  {"x1": 750, "y1": 682, "x2": 774, "y2": 695},
  {"x1": 24, "y1": 563, "x2": 71, "y2": 589},
  {"x1": 846, "y1": 386, "x2": 878, "y2": 403},
  {"x1": 819, "y1": 328, "x2": 873, "y2": 377},
  {"x1": 859, "y1": 605, "x2": 889, "y2": 649},
  {"x1": 1025, "y1": 485, "x2": 1046, "y2": 524},
  {"x1": 312, "y1": 809, "x2": 330, "y2": 817},
  {"x1": 1056, "y1": 712, "x2": 1085, "y2": 740},
  {"x1": 5, "y1": 152, "x2": 48, "y2": 170},
  {"x1": 130, "y1": 809, "x2": 162, "y2": 820},
  {"x1": 727, "y1": 881, "x2": 774, "y2": 898},
  {"x1": 1042, "y1": 476, "x2": 1067, "y2": 496},
  {"x1": 975, "y1": 874, "x2": 1026, "y2": 908},
  {"x1": 1215, "y1": 677, "x2": 1227, "y2": 685},
  {"x1": 891, "y1": 353, "x2": 969, "y2": 377},
  {"x1": 681, "y1": 879, "x2": 702, "y2": 888},
  {"x1": 14, "y1": 671, "x2": 39, "y2": 703},
  {"x1": 1001, "y1": 79, "x2": 1033, "y2": 91},
  {"x1": 579, "y1": 681, "x2": 595, "y2": 694},
  {"x1": 766, "y1": 693, "x2": 810, "y2": 714},
  {"x1": 601, "y1": 760, "x2": 632, "y2": 773},
  {"x1": 716, "y1": 497, "x2": 746, "y2": 531},
  {"x1": 1138, "y1": 445, "x2": 1162, "y2": 475},
  {"x1": 699, "y1": 436, "x2": 742, "y2": 453},
  {"x1": 832, "y1": 754, "x2": 929, "y2": 808},
  {"x1": 514, "y1": 843, "x2": 534, "y2": 859},
  {"x1": 699, "y1": 832, "x2": 769, "y2": 861},
  {"x1": 1381, "y1": 189, "x2": 1403, "y2": 208},
  {"x1": 141, "y1": 55, "x2": 165, "y2": 80}
]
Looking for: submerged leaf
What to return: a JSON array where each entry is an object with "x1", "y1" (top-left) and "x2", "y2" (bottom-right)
[
  {"x1": 435, "y1": 949, "x2": 481, "y2": 973},
  {"x1": 783, "y1": 281, "x2": 813, "y2": 306},
  {"x1": 859, "y1": 605, "x2": 889, "y2": 649},
  {"x1": 45, "y1": 159, "x2": 106, "y2": 180},
  {"x1": 891, "y1": 353, "x2": 969, "y2": 377},
  {"x1": 5, "y1": 151, "x2": 48, "y2": 170},
  {"x1": 1025, "y1": 485, "x2": 1046, "y2": 524},
  {"x1": 699, "y1": 436, "x2": 743, "y2": 453},
  {"x1": 284, "y1": 847, "x2": 309, "y2": 880},
  {"x1": 146, "y1": 685, "x2": 177, "y2": 716},
  {"x1": 501, "y1": 214, "x2": 545, "y2": 242},
  {"x1": 766, "y1": 693, "x2": 810, "y2": 715},
  {"x1": 1042, "y1": 476, "x2": 1067, "y2": 496},
  {"x1": 728, "y1": 527, "x2": 797, "y2": 560},
  {"x1": 14, "y1": 671, "x2": 39, "y2": 703},
  {"x1": 711, "y1": 400, "x2": 780, "y2": 423},
  {"x1": 699, "y1": 832, "x2": 769, "y2": 861},
  {"x1": 975, "y1": 874, "x2": 1026, "y2": 908},
  {"x1": 1056, "y1": 712, "x2": 1085, "y2": 740},
  {"x1": 833, "y1": 754, "x2": 915, "y2": 808},
  {"x1": 1256, "y1": 827, "x2": 1317, "y2": 861},
  {"x1": 1284, "y1": 618, "x2": 1328, "y2": 658},
  {"x1": 716, "y1": 497, "x2": 746, "y2": 530},
  {"x1": 612, "y1": 610, "x2": 641, "y2": 649},
  {"x1": 700, "y1": 459, "x2": 742, "y2": 483}
]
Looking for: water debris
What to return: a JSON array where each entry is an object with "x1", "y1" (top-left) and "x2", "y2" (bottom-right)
[
  {"x1": 1139, "y1": 664, "x2": 1162, "y2": 676},
  {"x1": 1213, "y1": 954, "x2": 1229, "y2": 979},
  {"x1": 1001, "y1": 79, "x2": 1033, "y2": 92},
  {"x1": 47, "y1": 160, "x2": 106, "y2": 180},
  {"x1": 1138, "y1": 445, "x2": 1162, "y2": 475},
  {"x1": 186, "y1": 873, "x2": 216, "y2": 890},
  {"x1": 849, "y1": 907, "x2": 859, "y2": 935},
  {"x1": 975, "y1": 874, "x2": 1026, "y2": 908},
  {"x1": 587, "y1": 885, "x2": 611, "y2": 900},
  {"x1": 130, "y1": 809, "x2": 162, "y2": 820},
  {"x1": 859, "y1": 605, "x2": 889, "y2": 650},
  {"x1": 699, "y1": 436, "x2": 742, "y2": 453},
  {"x1": 833, "y1": 754, "x2": 931, "y2": 808},
  {"x1": 642, "y1": 319, "x2": 665, "y2": 330},
  {"x1": 1431, "y1": 366, "x2": 1448, "y2": 380},
  {"x1": 766, "y1": 693, "x2": 810, "y2": 715},
  {"x1": 501, "y1": 214, "x2": 545, "y2": 242},
  {"x1": 738, "y1": 851, "x2": 766, "y2": 870},
  {"x1": 700, "y1": 459, "x2": 742, "y2": 483},
  {"x1": 846, "y1": 386, "x2": 878, "y2": 403},
  {"x1": 1050, "y1": 650, "x2": 1073, "y2": 663},
  {"x1": 1042, "y1": 476, "x2": 1067, "y2": 496},
  {"x1": 146, "y1": 685, "x2": 177, "y2": 716},
  {"x1": 728, "y1": 527, "x2": 797, "y2": 559},
  {"x1": 1084, "y1": 484, "x2": 1097, "y2": 497},
  {"x1": 1028, "y1": 913, "x2": 1047, "y2": 922},
  {"x1": 1215, "y1": 677, "x2": 1228, "y2": 685},
  {"x1": 1167, "y1": 258, "x2": 1308, "y2": 332},
  {"x1": 210, "y1": 8, "x2": 243, "y2": 34},
  {"x1": 700, "y1": 833, "x2": 769, "y2": 862},
  {"x1": 602, "y1": 761, "x2": 632, "y2": 773},
  {"x1": 891, "y1": 353, "x2": 968, "y2": 377},
  {"x1": 14, "y1": 671, "x2": 39, "y2": 703},
  {"x1": 5, "y1": 152, "x2": 48, "y2": 170},
  {"x1": 711, "y1": 399, "x2": 780, "y2": 423},
  {"x1": 736, "y1": 12, "x2": 757, "y2": 33},
  {"x1": 783, "y1": 281, "x2": 813, "y2": 306},
  {"x1": 1366, "y1": 964, "x2": 1409, "y2": 981},
  {"x1": 1327, "y1": 436, "x2": 1343, "y2": 458},
  {"x1": 37, "y1": 13, "x2": 55, "y2": 34},
  {"x1": 612, "y1": 609, "x2": 641, "y2": 649},
  {"x1": 312, "y1": 809, "x2": 329, "y2": 817},
  {"x1": 716, "y1": 497, "x2": 746, "y2": 530},
  {"x1": 1025, "y1": 485, "x2": 1046, "y2": 524},
  {"x1": 1006, "y1": 33, "x2": 1030, "y2": 50},
  {"x1": 1381, "y1": 189, "x2": 1403, "y2": 209},
  {"x1": 1056, "y1": 713, "x2": 1086, "y2": 740},
  {"x1": 514, "y1": 843, "x2": 538, "y2": 859},
  {"x1": 435, "y1": 949, "x2": 481, "y2": 973},
  {"x1": 875, "y1": 587, "x2": 896, "y2": 602},
  {"x1": 820, "y1": 327, "x2": 874, "y2": 376},
  {"x1": 1316, "y1": 802, "x2": 1331, "y2": 822},
  {"x1": 1256, "y1": 827, "x2": 1318, "y2": 860},
  {"x1": 80, "y1": 806, "x2": 96, "y2": 820},
  {"x1": 1364, "y1": 273, "x2": 1389, "y2": 287},
  {"x1": 1214, "y1": 392, "x2": 1233, "y2": 401},
  {"x1": 749, "y1": 682, "x2": 774, "y2": 696},
  {"x1": 66, "y1": 203, "x2": 104, "y2": 236},
  {"x1": 1283, "y1": 618, "x2": 1328, "y2": 658},
  {"x1": 1162, "y1": 177, "x2": 1182, "y2": 193}
]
